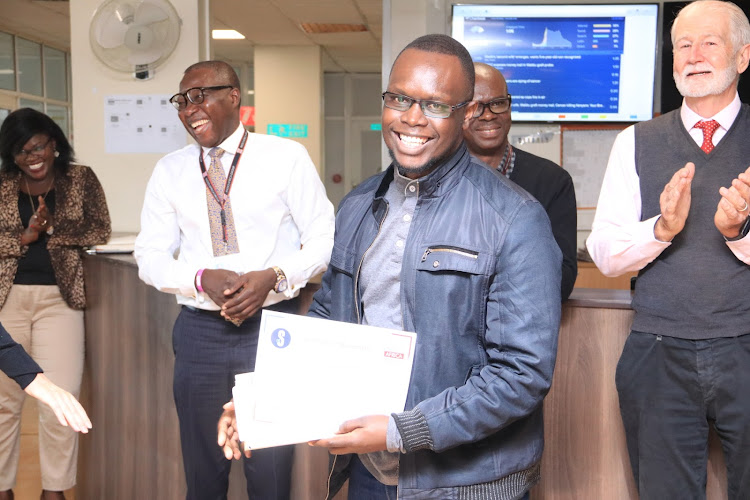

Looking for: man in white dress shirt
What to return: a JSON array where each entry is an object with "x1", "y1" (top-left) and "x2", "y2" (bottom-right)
[
  {"x1": 587, "y1": 2, "x2": 750, "y2": 498},
  {"x1": 134, "y1": 61, "x2": 334, "y2": 499}
]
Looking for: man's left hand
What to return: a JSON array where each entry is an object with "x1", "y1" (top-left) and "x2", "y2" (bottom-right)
[
  {"x1": 220, "y1": 268, "x2": 277, "y2": 322},
  {"x1": 24, "y1": 374, "x2": 92, "y2": 433},
  {"x1": 715, "y1": 166, "x2": 750, "y2": 238},
  {"x1": 308, "y1": 415, "x2": 389, "y2": 455},
  {"x1": 217, "y1": 400, "x2": 251, "y2": 460}
]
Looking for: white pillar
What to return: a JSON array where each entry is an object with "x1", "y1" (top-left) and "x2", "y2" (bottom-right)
[
  {"x1": 253, "y1": 45, "x2": 323, "y2": 175},
  {"x1": 70, "y1": 0, "x2": 206, "y2": 231},
  {"x1": 380, "y1": 0, "x2": 447, "y2": 169}
]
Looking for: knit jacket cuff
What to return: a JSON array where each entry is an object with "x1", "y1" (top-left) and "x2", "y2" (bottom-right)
[{"x1": 392, "y1": 407, "x2": 434, "y2": 453}]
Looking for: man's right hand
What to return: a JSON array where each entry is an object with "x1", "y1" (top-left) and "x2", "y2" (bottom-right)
[
  {"x1": 654, "y1": 162, "x2": 695, "y2": 242},
  {"x1": 199, "y1": 269, "x2": 242, "y2": 307}
]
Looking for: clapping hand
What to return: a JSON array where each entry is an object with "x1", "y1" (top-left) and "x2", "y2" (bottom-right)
[{"x1": 21, "y1": 196, "x2": 54, "y2": 245}]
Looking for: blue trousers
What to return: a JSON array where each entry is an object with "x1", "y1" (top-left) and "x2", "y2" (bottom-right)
[
  {"x1": 347, "y1": 455, "x2": 398, "y2": 500},
  {"x1": 173, "y1": 302, "x2": 298, "y2": 500},
  {"x1": 616, "y1": 331, "x2": 750, "y2": 500}
]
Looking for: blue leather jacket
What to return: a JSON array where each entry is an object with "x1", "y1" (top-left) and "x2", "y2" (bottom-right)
[{"x1": 308, "y1": 145, "x2": 561, "y2": 499}]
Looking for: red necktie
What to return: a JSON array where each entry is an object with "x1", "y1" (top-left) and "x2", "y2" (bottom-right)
[{"x1": 694, "y1": 120, "x2": 719, "y2": 153}]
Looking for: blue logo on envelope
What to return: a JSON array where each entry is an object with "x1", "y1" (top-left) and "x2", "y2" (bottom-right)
[{"x1": 271, "y1": 328, "x2": 291, "y2": 348}]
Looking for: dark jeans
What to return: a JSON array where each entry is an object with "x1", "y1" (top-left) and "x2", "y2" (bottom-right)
[
  {"x1": 346, "y1": 454, "x2": 531, "y2": 500},
  {"x1": 173, "y1": 301, "x2": 298, "y2": 500},
  {"x1": 347, "y1": 455, "x2": 398, "y2": 500},
  {"x1": 616, "y1": 331, "x2": 750, "y2": 500}
]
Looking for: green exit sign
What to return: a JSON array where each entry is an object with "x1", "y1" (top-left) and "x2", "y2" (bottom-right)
[{"x1": 267, "y1": 124, "x2": 308, "y2": 138}]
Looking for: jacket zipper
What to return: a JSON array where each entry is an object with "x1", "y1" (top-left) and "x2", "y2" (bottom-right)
[
  {"x1": 421, "y1": 246, "x2": 478, "y2": 262},
  {"x1": 354, "y1": 203, "x2": 389, "y2": 324}
]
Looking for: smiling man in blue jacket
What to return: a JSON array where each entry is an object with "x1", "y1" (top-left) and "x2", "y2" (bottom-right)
[
  {"x1": 219, "y1": 34, "x2": 562, "y2": 500},
  {"x1": 309, "y1": 34, "x2": 562, "y2": 500}
]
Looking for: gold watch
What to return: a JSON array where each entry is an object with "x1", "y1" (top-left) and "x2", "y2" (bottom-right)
[{"x1": 272, "y1": 266, "x2": 288, "y2": 293}]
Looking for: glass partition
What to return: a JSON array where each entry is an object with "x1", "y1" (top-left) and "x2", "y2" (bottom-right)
[{"x1": 17, "y1": 37, "x2": 43, "y2": 97}]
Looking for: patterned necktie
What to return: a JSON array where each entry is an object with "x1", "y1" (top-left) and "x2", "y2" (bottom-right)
[
  {"x1": 206, "y1": 147, "x2": 240, "y2": 256},
  {"x1": 694, "y1": 120, "x2": 720, "y2": 153}
]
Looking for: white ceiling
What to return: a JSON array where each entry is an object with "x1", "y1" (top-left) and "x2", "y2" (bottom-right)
[{"x1": 3, "y1": 0, "x2": 383, "y2": 73}]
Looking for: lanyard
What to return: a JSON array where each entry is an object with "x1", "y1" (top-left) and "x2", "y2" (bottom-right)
[
  {"x1": 198, "y1": 129, "x2": 248, "y2": 242},
  {"x1": 498, "y1": 143, "x2": 515, "y2": 177}
]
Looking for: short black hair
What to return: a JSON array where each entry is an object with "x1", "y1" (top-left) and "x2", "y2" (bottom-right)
[
  {"x1": 183, "y1": 60, "x2": 241, "y2": 89},
  {"x1": 395, "y1": 34, "x2": 475, "y2": 100},
  {"x1": 0, "y1": 108, "x2": 74, "y2": 175}
]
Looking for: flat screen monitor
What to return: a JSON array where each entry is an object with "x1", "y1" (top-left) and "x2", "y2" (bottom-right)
[{"x1": 452, "y1": 4, "x2": 659, "y2": 123}]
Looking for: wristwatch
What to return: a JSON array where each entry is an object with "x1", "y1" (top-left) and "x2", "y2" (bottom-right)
[
  {"x1": 726, "y1": 216, "x2": 750, "y2": 241},
  {"x1": 272, "y1": 266, "x2": 288, "y2": 293}
]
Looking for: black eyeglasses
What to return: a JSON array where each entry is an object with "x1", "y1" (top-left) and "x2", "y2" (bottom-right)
[
  {"x1": 169, "y1": 85, "x2": 234, "y2": 111},
  {"x1": 382, "y1": 91, "x2": 471, "y2": 119},
  {"x1": 15, "y1": 138, "x2": 52, "y2": 161},
  {"x1": 472, "y1": 95, "x2": 512, "y2": 118}
]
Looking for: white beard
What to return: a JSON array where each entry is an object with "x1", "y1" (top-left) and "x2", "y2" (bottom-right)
[{"x1": 673, "y1": 62, "x2": 737, "y2": 98}]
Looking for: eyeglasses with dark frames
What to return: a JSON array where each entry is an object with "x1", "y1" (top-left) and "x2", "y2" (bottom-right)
[
  {"x1": 382, "y1": 91, "x2": 471, "y2": 119},
  {"x1": 472, "y1": 95, "x2": 512, "y2": 118},
  {"x1": 169, "y1": 85, "x2": 234, "y2": 111},
  {"x1": 15, "y1": 138, "x2": 52, "y2": 161}
]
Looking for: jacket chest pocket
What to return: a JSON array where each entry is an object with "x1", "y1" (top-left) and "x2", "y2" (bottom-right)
[
  {"x1": 418, "y1": 245, "x2": 487, "y2": 273},
  {"x1": 414, "y1": 244, "x2": 489, "y2": 337}
]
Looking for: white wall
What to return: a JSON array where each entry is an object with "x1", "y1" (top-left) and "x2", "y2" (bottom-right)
[{"x1": 70, "y1": 0, "x2": 206, "y2": 232}]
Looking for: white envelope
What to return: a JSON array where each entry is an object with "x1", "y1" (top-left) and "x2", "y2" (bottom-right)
[{"x1": 233, "y1": 311, "x2": 417, "y2": 449}]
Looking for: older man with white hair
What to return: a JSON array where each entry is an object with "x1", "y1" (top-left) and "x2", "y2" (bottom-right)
[{"x1": 587, "y1": 1, "x2": 750, "y2": 498}]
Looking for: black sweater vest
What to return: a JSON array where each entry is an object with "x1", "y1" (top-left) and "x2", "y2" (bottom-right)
[{"x1": 632, "y1": 106, "x2": 750, "y2": 339}]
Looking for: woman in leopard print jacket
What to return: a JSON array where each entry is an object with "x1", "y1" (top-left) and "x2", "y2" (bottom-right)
[{"x1": 0, "y1": 108, "x2": 110, "y2": 500}]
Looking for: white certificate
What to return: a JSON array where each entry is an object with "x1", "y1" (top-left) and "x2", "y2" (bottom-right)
[{"x1": 232, "y1": 311, "x2": 417, "y2": 450}]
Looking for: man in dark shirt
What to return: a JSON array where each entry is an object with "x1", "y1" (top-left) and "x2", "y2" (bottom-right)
[{"x1": 464, "y1": 62, "x2": 578, "y2": 300}]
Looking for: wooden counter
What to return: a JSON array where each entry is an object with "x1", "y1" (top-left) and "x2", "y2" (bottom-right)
[
  {"x1": 533, "y1": 289, "x2": 727, "y2": 500},
  {"x1": 574, "y1": 261, "x2": 638, "y2": 290},
  {"x1": 78, "y1": 254, "x2": 341, "y2": 500},
  {"x1": 78, "y1": 255, "x2": 727, "y2": 499}
]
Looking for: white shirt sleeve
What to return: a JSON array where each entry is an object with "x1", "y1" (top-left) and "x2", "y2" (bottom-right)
[
  {"x1": 585, "y1": 126, "x2": 671, "y2": 277},
  {"x1": 134, "y1": 157, "x2": 200, "y2": 299},
  {"x1": 725, "y1": 231, "x2": 750, "y2": 264},
  {"x1": 273, "y1": 143, "x2": 335, "y2": 296},
  {"x1": 587, "y1": 97, "x2": 750, "y2": 272}
]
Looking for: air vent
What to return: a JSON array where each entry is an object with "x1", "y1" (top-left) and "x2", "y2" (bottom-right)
[{"x1": 299, "y1": 23, "x2": 367, "y2": 34}]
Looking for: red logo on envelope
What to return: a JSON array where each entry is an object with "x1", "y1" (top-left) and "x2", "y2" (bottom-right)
[{"x1": 384, "y1": 351, "x2": 404, "y2": 359}]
